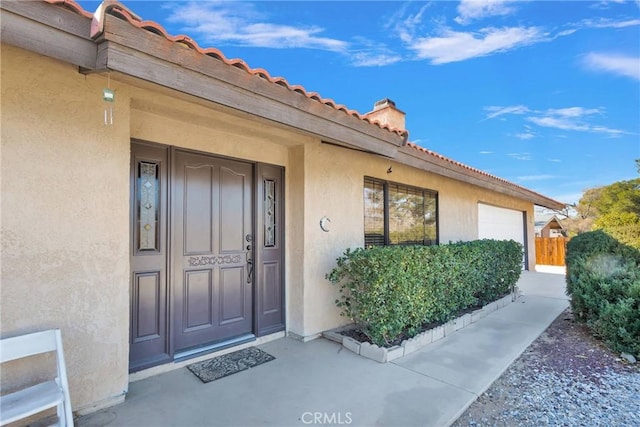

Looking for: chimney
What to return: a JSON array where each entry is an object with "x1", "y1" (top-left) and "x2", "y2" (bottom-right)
[{"x1": 364, "y1": 98, "x2": 406, "y2": 132}]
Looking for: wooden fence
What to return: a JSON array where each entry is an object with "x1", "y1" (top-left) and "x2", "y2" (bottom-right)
[{"x1": 535, "y1": 237, "x2": 570, "y2": 266}]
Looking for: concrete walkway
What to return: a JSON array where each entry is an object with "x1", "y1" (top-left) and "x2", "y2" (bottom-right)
[{"x1": 78, "y1": 271, "x2": 568, "y2": 427}]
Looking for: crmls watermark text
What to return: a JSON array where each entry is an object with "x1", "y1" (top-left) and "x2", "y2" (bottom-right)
[{"x1": 300, "y1": 412, "x2": 353, "y2": 425}]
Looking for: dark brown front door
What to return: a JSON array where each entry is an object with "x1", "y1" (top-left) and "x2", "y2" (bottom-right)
[
  {"x1": 172, "y1": 150, "x2": 253, "y2": 353},
  {"x1": 130, "y1": 142, "x2": 284, "y2": 372}
]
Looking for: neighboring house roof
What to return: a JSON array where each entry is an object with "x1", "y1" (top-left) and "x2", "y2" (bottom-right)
[
  {"x1": 535, "y1": 215, "x2": 566, "y2": 233},
  {"x1": 1, "y1": 0, "x2": 566, "y2": 210}
]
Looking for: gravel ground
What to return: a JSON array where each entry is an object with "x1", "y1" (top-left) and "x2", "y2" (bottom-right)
[{"x1": 452, "y1": 307, "x2": 640, "y2": 427}]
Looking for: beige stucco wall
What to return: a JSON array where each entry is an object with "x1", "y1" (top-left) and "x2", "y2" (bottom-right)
[
  {"x1": 1, "y1": 42, "x2": 537, "y2": 411},
  {"x1": 0, "y1": 44, "x2": 305, "y2": 412},
  {"x1": 286, "y1": 145, "x2": 307, "y2": 338},
  {"x1": 1, "y1": 45, "x2": 131, "y2": 412},
  {"x1": 298, "y1": 140, "x2": 535, "y2": 337}
]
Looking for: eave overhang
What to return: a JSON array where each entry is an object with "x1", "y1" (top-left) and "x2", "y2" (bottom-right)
[
  {"x1": 398, "y1": 145, "x2": 566, "y2": 211},
  {"x1": 0, "y1": 0, "x2": 407, "y2": 158},
  {"x1": 0, "y1": 0, "x2": 566, "y2": 211}
]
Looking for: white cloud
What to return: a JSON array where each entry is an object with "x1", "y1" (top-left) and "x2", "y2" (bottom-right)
[
  {"x1": 484, "y1": 105, "x2": 530, "y2": 119},
  {"x1": 580, "y1": 18, "x2": 640, "y2": 29},
  {"x1": 527, "y1": 107, "x2": 627, "y2": 137},
  {"x1": 479, "y1": 150, "x2": 494, "y2": 154},
  {"x1": 351, "y1": 52, "x2": 403, "y2": 67},
  {"x1": 516, "y1": 174, "x2": 556, "y2": 181},
  {"x1": 556, "y1": 16, "x2": 640, "y2": 34},
  {"x1": 556, "y1": 29, "x2": 579, "y2": 37},
  {"x1": 164, "y1": 1, "x2": 640, "y2": 71},
  {"x1": 167, "y1": 1, "x2": 348, "y2": 51},
  {"x1": 349, "y1": 37, "x2": 403, "y2": 67},
  {"x1": 455, "y1": 0, "x2": 520, "y2": 25},
  {"x1": 515, "y1": 132, "x2": 535, "y2": 140},
  {"x1": 386, "y1": 3, "x2": 433, "y2": 43},
  {"x1": 508, "y1": 153, "x2": 532, "y2": 161},
  {"x1": 590, "y1": 1, "x2": 628, "y2": 10},
  {"x1": 409, "y1": 15, "x2": 640, "y2": 65},
  {"x1": 409, "y1": 26, "x2": 543, "y2": 64},
  {"x1": 485, "y1": 104, "x2": 628, "y2": 137},
  {"x1": 550, "y1": 192, "x2": 585, "y2": 205},
  {"x1": 547, "y1": 107, "x2": 603, "y2": 117},
  {"x1": 547, "y1": 158, "x2": 562, "y2": 163},
  {"x1": 165, "y1": 1, "x2": 406, "y2": 67},
  {"x1": 583, "y1": 52, "x2": 640, "y2": 81},
  {"x1": 588, "y1": 126, "x2": 627, "y2": 136}
]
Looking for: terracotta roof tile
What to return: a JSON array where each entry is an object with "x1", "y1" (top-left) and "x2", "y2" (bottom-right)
[
  {"x1": 44, "y1": 0, "x2": 407, "y2": 140},
  {"x1": 405, "y1": 142, "x2": 562, "y2": 204},
  {"x1": 46, "y1": 0, "x2": 93, "y2": 18},
  {"x1": 41, "y1": 0, "x2": 562, "y2": 207}
]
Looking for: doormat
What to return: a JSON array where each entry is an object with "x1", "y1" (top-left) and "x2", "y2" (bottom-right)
[{"x1": 186, "y1": 347, "x2": 275, "y2": 383}]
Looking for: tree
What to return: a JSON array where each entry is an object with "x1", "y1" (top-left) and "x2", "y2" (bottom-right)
[
  {"x1": 561, "y1": 187, "x2": 602, "y2": 235},
  {"x1": 565, "y1": 163, "x2": 640, "y2": 247},
  {"x1": 593, "y1": 211, "x2": 640, "y2": 248}
]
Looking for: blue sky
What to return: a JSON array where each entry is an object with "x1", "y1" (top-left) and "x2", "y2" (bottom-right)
[{"x1": 78, "y1": 0, "x2": 639, "y2": 206}]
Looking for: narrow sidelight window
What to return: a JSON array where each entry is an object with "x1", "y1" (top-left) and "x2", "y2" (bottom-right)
[
  {"x1": 264, "y1": 179, "x2": 276, "y2": 247},
  {"x1": 137, "y1": 161, "x2": 160, "y2": 251}
]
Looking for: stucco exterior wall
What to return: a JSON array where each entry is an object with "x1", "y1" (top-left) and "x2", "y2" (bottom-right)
[
  {"x1": 127, "y1": 93, "x2": 294, "y2": 165},
  {"x1": 2, "y1": 42, "x2": 538, "y2": 411},
  {"x1": 299, "y1": 141, "x2": 535, "y2": 337},
  {"x1": 1, "y1": 45, "x2": 131, "y2": 412},
  {"x1": 286, "y1": 145, "x2": 306, "y2": 338},
  {"x1": 0, "y1": 44, "x2": 306, "y2": 412}
]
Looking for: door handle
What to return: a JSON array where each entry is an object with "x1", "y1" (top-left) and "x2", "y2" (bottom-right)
[
  {"x1": 246, "y1": 259, "x2": 253, "y2": 284},
  {"x1": 246, "y1": 245, "x2": 253, "y2": 284}
]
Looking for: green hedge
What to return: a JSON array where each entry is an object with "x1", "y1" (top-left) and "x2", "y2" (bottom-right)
[
  {"x1": 566, "y1": 231, "x2": 640, "y2": 357},
  {"x1": 326, "y1": 240, "x2": 523, "y2": 346}
]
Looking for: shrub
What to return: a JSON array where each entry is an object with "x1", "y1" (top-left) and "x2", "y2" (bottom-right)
[
  {"x1": 327, "y1": 240, "x2": 522, "y2": 346},
  {"x1": 566, "y1": 230, "x2": 640, "y2": 357}
]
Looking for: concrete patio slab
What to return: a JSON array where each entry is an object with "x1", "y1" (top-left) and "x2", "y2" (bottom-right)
[
  {"x1": 518, "y1": 270, "x2": 569, "y2": 300},
  {"x1": 77, "y1": 271, "x2": 569, "y2": 427},
  {"x1": 493, "y1": 295, "x2": 569, "y2": 325},
  {"x1": 535, "y1": 265, "x2": 566, "y2": 275},
  {"x1": 78, "y1": 338, "x2": 474, "y2": 427}
]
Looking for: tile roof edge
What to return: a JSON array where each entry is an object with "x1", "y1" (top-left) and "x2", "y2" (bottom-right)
[
  {"x1": 404, "y1": 142, "x2": 565, "y2": 207},
  {"x1": 43, "y1": 0, "x2": 408, "y2": 141},
  {"x1": 44, "y1": 0, "x2": 92, "y2": 18}
]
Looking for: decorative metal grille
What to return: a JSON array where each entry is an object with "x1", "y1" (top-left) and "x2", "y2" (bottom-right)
[
  {"x1": 139, "y1": 161, "x2": 158, "y2": 251},
  {"x1": 264, "y1": 179, "x2": 276, "y2": 247}
]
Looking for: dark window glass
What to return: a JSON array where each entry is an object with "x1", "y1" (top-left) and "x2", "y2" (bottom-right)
[
  {"x1": 424, "y1": 195, "x2": 437, "y2": 245},
  {"x1": 364, "y1": 178, "x2": 385, "y2": 247},
  {"x1": 364, "y1": 177, "x2": 438, "y2": 247}
]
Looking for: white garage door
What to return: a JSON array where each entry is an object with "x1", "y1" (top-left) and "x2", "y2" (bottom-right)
[{"x1": 478, "y1": 203, "x2": 526, "y2": 267}]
